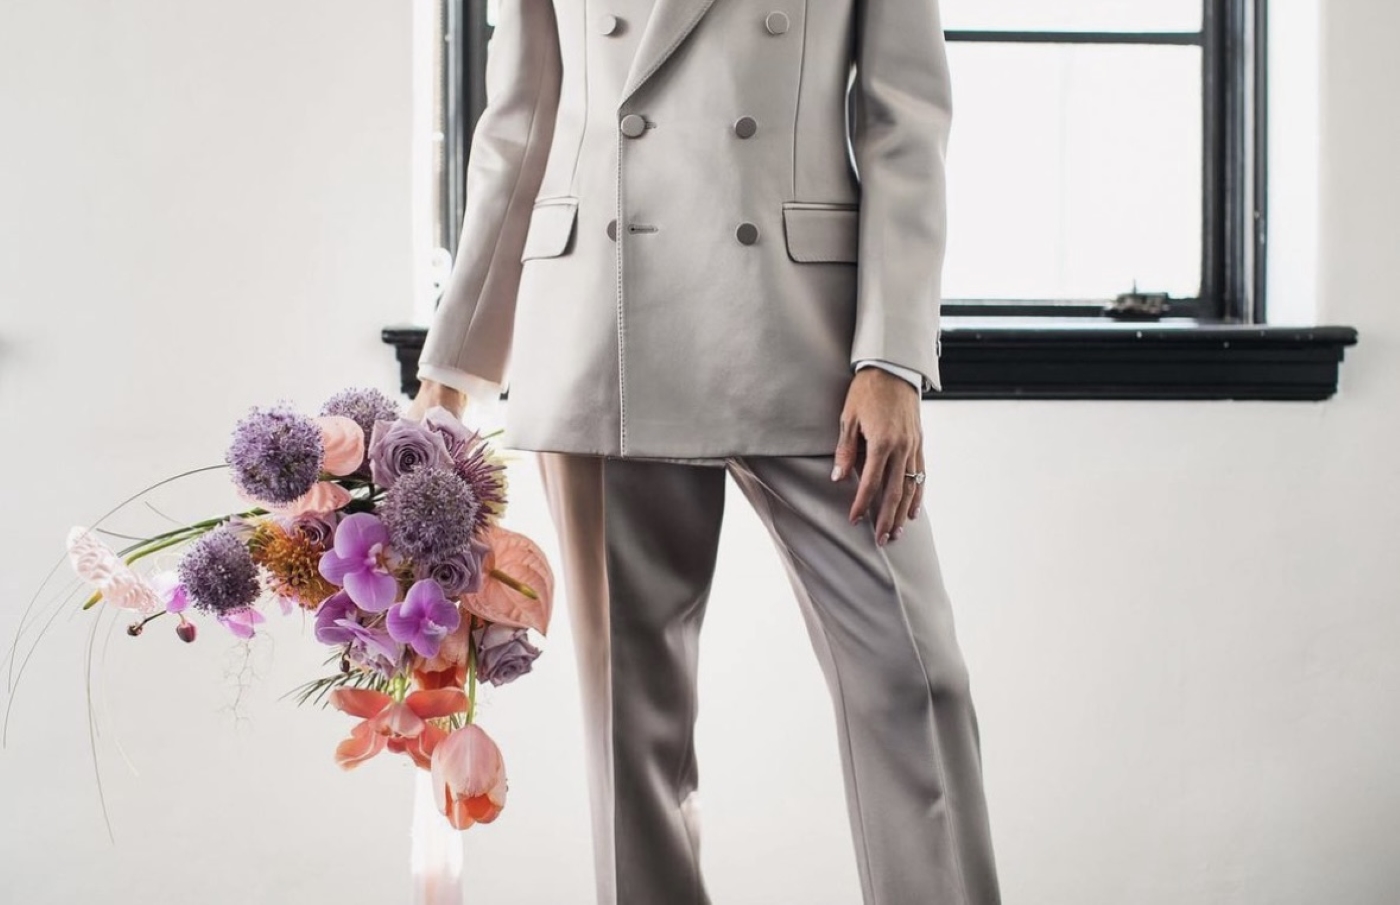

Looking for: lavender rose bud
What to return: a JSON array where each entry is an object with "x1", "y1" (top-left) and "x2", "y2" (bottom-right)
[
  {"x1": 422, "y1": 406, "x2": 479, "y2": 461},
  {"x1": 283, "y1": 511, "x2": 339, "y2": 548},
  {"x1": 415, "y1": 538, "x2": 489, "y2": 598},
  {"x1": 367, "y1": 418, "x2": 453, "y2": 489},
  {"x1": 472, "y1": 624, "x2": 542, "y2": 687}
]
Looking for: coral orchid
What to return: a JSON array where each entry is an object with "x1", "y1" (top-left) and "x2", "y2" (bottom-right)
[{"x1": 329, "y1": 687, "x2": 469, "y2": 771}]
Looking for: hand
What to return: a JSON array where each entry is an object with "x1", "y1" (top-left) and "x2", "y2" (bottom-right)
[
  {"x1": 831, "y1": 367, "x2": 926, "y2": 546},
  {"x1": 409, "y1": 378, "x2": 467, "y2": 421}
]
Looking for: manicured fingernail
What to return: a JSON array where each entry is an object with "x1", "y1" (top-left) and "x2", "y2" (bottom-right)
[
  {"x1": 878, "y1": 532, "x2": 890, "y2": 546},
  {"x1": 893, "y1": 526, "x2": 904, "y2": 541},
  {"x1": 910, "y1": 504, "x2": 921, "y2": 519},
  {"x1": 831, "y1": 466, "x2": 842, "y2": 481}
]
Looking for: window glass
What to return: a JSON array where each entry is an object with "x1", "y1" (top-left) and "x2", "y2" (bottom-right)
[
  {"x1": 940, "y1": 0, "x2": 1201, "y2": 33},
  {"x1": 942, "y1": 44, "x2": 1203, "y2": 301}
]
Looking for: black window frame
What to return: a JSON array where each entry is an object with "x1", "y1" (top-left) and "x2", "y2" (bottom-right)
[
  {"x1": 442, "y1": 0, "x2": 1262, "y2": 324},
  {"x1": 387, "y1": 0, "x2": 1356, "y2": 402}
]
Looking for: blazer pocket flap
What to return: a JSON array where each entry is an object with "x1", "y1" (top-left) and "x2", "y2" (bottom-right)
[
  {"x1": 520, "y1": 197, "x2": 579, "y2": 261},
  {"x1": 782, "y1": 203, "x2": 859, "y2": 263}
]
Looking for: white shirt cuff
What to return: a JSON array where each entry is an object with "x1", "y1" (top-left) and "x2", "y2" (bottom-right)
[
  {"x1": 853, "y1": 358, "x2": 927, "y2": 393},
  {"x1": 416, "y1": 364, "x2": 506, "y2": 432}
]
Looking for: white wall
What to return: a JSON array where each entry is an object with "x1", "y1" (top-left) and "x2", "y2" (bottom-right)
[{"x1": 2, "y1": 1, "x2": 1396, "y2": 904}]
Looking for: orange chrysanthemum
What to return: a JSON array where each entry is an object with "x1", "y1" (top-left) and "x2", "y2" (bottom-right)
[{"x1": 248, "y1": 521, "x2": 339, "y2": 609}]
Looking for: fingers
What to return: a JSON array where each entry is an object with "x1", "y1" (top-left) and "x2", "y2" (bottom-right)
[
  {"x1": 873, "y1": 452, "x2": 908, "y2": 545},
  {"x1": 832, "y1": 413, "x2": 860, "y2": 482},
  {"x1": 849, "y1": 435, "x2": 891, "y2": 525},
  {"x1": 904, "y1": 447, "x2": 926, "y2": 523}
]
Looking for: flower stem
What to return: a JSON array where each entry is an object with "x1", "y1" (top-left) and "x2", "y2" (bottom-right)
[
  {"x1": 465, "y1": 615, "x2": 478, "y2": 725},
  {"x1": 116, "y1": 508, "x2": 265, "y2": 558}
]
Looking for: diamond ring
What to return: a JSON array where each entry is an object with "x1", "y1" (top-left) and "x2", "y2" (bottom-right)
[{"x1": 905, "y1": 471, "x2": 926, "y2": 485}]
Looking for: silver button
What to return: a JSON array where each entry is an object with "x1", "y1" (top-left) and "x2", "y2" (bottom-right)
[
  {"x1": 734, "y1": 116, "x2": 758, "y2": 139},
  {"x1": 736, "y1": 222, "x2": 759, "y2": 245},
  {"x1": 764, "y1": 11, "x2": 790, "y2": 35},
  {"x1": 607, "y1": 219, "x2": 618, "y2": 240},
  {"x1": 620, "y1": 113, "x2": 647, "y2": 138},
  {"x1": 598, "y1": 13, "x2": 621, "y2": 35}
]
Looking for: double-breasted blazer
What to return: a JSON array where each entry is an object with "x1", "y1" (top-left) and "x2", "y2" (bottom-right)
[{"x1": 418, "y1": 0, "x2": 954, "y2": 459}]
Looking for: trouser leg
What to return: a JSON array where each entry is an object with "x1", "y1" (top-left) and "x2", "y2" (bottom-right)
[
  {"x1": 726, "y1": 454, "x2": 1002, "y2": 905},
  {"x1": 536, "y1": 452, "x2": 727, "y2": 905}
]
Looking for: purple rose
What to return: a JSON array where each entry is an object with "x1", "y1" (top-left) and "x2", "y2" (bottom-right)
[
  {"x1": 367, "y1": 418, "x2": 453, "y2": 489},
  {"x1": 422, "y1": 406, "x2": 479, "y2": 460},
  {"x1": 414, "y1": 538, "x2": 489, "y2": 598},
  {"x1": 472, "y1": 623, "x2": 542, "y2": 687},
  {"x1": 281, "y1": 511, "x2": 339, "y2": 548}
]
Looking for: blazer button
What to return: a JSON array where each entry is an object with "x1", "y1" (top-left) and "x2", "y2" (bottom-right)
[
  {"x1": 597, "y1": 13, "x2": 621, "y2": 35},
  {"x1": 736, "y1": 222, "x2": 759, "y2": 245},
  {"x1": 620, "y1": 114, "x2": 647, "y2": 138},
  {"x1": 734, "y1": 116, "x2": 758, "y2": 138},
  {"x1": 764, "y1": 11, "x2": 790, "y2": 35},
  {"x1": 607, "y1": 219, "x2": 618, "y2": 240}
]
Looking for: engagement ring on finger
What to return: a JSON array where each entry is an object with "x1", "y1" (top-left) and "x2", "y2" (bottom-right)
[{"x1": 905, "y1": 471, "x2": 926, "y2": 484}]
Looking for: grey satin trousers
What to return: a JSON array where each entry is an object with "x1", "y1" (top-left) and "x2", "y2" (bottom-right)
[{"x1": 536, "y1": 451, "x2": 1002, "y2": 905}]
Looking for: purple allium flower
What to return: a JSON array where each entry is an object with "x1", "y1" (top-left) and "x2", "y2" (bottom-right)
[
  {"x1": 226, "y1": 405, "x2": 325, "y2": 505},
  {"x1": 318, "y1": 513, "x2": 401, "y2": 612},
  {"x1": 380, "y1": 467, "x2": 480, "y2": 562},
  {"x1": 320, "y1": 388, "x2": 401, "y2": 450},
  {"x1": 422, "y1": 407, "x2": 507, "y2": 529},
  {"x1": 472, "y1": 623, "x2": 542, "y2": 687},
  {"x1": 387, "y1": 579, "x2": 462, "y2": 659},
  {"x1": 414, "y1": 537, "x2": 489, "y2": 598},
  {"x1": 367, "y1": 418, "x2": 453, "y2": 490},
  {"x1": 178, "y1": 529, "x2": 261, "y2": 615}
]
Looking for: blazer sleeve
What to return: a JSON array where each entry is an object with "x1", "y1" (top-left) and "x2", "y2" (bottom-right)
[
  {"x1": 418, "y1": 0, "x2": 563, "y2": 386},
  {"x1": 846, "y1": 0, "x2": 953, "y2": 394}
]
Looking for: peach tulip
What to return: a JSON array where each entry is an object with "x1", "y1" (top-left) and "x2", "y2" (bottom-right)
[
  {"x1": 430, "y1": 724, "x2": 508, "y2": 829},
  {"x1": 329, "y1": 687, "x2": 469, "y2": 771}
]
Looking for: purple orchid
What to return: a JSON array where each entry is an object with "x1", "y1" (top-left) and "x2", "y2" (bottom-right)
[
  {"x1": 318, "y1": 513, "x2": 401, "y2": 612},
  {"x1": 386, "y1": 579, "x2": 462, "y2": 659},
  {"x1": 313, "y1": 591, "x2": 359, "y2": 646},
  {"x1": 336, "y1": 619, "x2": 403, "y2": 664},
  {"x1": 218, "y1": 607, "x2": 265, "y2": 639},
  {"x1": 314, "y1": 591, "x2": 404, "y2": 665}
]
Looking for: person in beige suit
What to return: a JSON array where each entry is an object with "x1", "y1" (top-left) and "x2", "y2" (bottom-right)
[{"x1": 412, "y1": 0, "x2": 1002, "y2": 902}]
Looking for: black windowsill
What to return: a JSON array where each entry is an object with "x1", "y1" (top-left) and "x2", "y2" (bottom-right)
[{"x1": 382, "y1": 320, "x2": 1359, "y2": 402}]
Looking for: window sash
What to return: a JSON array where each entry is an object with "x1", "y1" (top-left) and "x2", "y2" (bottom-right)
[{"x1": 438, "y1": 0, "x2": 1265, "y2": 324}]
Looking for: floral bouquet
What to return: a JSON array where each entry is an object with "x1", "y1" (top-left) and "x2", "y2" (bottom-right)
[{"x1": 48, "y1": 387, "x2": 554, "y2": 832}]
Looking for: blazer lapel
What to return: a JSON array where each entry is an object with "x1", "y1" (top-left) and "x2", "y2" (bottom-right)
[{"x1": 618, "y1": 0, "x2": 719, "y2": 106}]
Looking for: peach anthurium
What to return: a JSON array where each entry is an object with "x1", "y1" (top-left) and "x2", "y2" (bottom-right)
[
  {"x1": 459, "y1": 526, "x2": 554, "y2": 636},
  {"x1": 279, "y1": 481, "x2": 354, "y2": 517},
  {"x1": 329, "y1": 687, "x2": 469, "y2": 771},
  {"x1": 430, "y1": 724, "x2": 509, "y2": 830}
]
